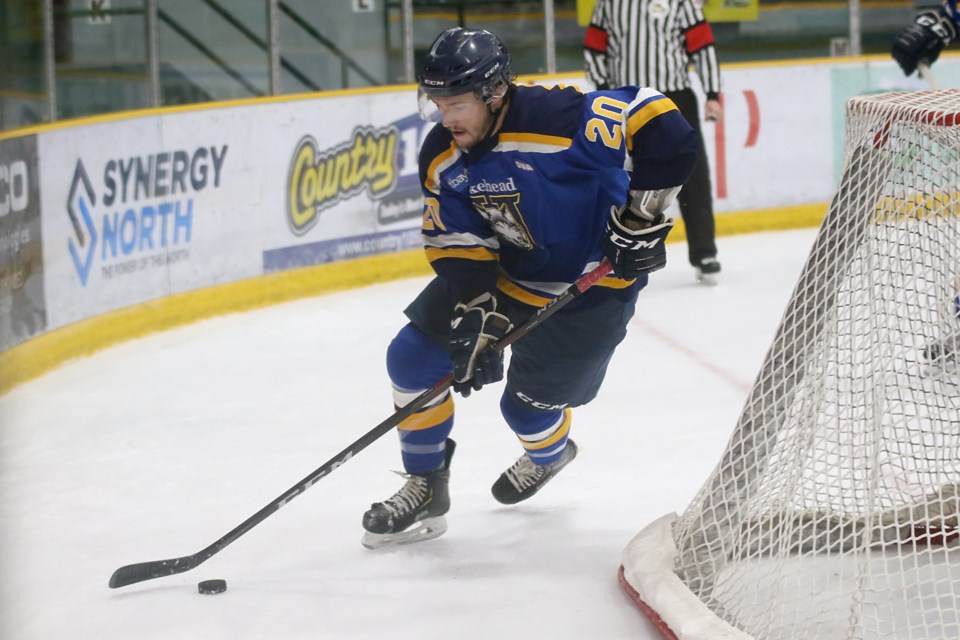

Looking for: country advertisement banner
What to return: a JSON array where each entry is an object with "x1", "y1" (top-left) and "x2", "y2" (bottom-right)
[
  {"x1": 263, "y1": 97, "x2": 434, "y2": 273},
  {"x1": 0, "y1": 134, "x2": 45, "y2": 352}
]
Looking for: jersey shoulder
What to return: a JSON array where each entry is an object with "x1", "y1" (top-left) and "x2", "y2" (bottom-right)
[
  {"x1": 418, "y1": 124, "x2": 461, "y2": 194},
  {"x1": 419, "y1": 122, "x2": 455, "y2": 168},
  {"x1": 501, "y1": 84, "x2": 586, "y2": 139},
  {"x1": 946, "y1": 0, "x2": 960, "y2": 25}
]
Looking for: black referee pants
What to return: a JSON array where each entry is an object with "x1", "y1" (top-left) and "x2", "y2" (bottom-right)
[{"x1": 663, "y1": 88, "x2": 717, "y2": 266}]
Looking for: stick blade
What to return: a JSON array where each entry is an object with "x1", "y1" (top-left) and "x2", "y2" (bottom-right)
[{"x1": 109, "y1": 555, "x2": 200, "y2": 588}]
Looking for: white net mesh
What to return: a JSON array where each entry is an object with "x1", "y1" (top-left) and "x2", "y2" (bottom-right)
[{"x1": 623, "y1": 91, "x2": 960, "y2": 640}]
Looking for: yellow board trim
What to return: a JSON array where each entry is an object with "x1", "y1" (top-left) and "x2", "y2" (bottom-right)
[
  {"x1": 0, "y1": 251, "x2": 431, "y2": 396},
  {"x1": 0, "y1": 85, "x2": 409, "y2": 142},
  {"x1": 5, "y1": 50, "x2": 959, "y2": 142},
  {"x1": 0, "y1": 202, "x2": 827, "y2": 396}
]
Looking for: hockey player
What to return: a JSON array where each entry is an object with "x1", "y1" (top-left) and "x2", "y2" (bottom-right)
[
  {"x1": 361, "y1": 27, "x2": 699, "y2": 549},
  {"x1": 892, "y1": 0, "x2": 959, "y2": 77}
]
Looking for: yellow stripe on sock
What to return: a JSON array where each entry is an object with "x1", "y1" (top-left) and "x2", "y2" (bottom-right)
[
  {"x1": 519, "y1": 409, "x2": 572, "y2": 451},
  {"x1": 398, "y1": 394, "x2": 454, "y2": 432}
]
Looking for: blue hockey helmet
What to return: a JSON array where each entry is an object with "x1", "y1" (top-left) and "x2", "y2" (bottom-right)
[{"x1": 418, "y1": 28, "x2": 512, "y2": 103}]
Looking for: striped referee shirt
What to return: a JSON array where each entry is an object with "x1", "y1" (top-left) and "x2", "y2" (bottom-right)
[{"x1": 584, "y1": 0, "x2": 722, "y2": 98}]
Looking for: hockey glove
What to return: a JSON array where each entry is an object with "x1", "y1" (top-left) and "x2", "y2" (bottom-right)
[
  {"x1": 602, "y1": 188, "x2": 678, "y2": 279},
  {"x1": 892, "y1": 11, "x2": 957, "y2": 76},
  {"x1": 449, "y1": 292, "x2": 514, "y2": 397}
]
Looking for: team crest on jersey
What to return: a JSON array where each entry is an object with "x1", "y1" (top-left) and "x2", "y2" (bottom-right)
[{"x1": 471, "y1": 199, "x2": 534, "y2": 250}]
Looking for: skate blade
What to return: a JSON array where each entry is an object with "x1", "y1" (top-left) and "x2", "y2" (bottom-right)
[
  {"x1": 696, "y1": 271, "x2": 718, "y2": 286},
  {"x1": 361, "y1": 516, "x2": 448, "y2": 550}
]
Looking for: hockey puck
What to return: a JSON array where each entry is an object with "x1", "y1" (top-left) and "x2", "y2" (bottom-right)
[{"x1": 198, "y1": 579, "x2": 227, "y2": 594}]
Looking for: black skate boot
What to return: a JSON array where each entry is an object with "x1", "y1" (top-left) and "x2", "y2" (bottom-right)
[
  {"x1": 695, "y1": 257, "x2": 721, "y2": 286},
  {"x1": 491, "y1": 440, "x2": 578, "y2": 505},
  {"x1": 361, "y1": 439, "x2": 456, "y2": 549}
]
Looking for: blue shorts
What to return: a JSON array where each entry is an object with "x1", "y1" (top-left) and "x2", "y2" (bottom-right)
[{"x1": 403, "y1": 278, "x2": 639, "y2": 409}]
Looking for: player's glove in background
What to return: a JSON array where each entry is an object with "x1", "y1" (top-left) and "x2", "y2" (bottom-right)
[
  {"x1": 892, "y1": 11, "x2": 957, "y2": 75},
  {"x1": 602, "y1": 205, "x2": 675, "y2": 280},
  {"x1": 449, "y1": 292, "x2": 513, "y2": 397}
]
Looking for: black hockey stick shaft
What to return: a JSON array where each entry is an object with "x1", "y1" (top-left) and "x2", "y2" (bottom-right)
[{"x1": 108, "y1": 259, "x2": 612, "y2": 589}]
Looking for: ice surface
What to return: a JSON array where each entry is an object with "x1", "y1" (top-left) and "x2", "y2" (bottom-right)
[{"x1": 0, "y1": 229, "x2": 815, "y2": 639}]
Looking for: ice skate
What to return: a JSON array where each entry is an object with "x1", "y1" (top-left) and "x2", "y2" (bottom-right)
[
  {"x1": 491, "y1": 439, "x2": 578, "y2": 505},
  {"x1": 361, "y1": 439, "x2": 455, "y2": 550},
  {"x1": 695, "y1": 257, "x2": 721, "y2": 286}
]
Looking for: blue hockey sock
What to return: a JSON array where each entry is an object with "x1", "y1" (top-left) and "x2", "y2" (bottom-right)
[
  {"x1": 387, "y1": 323, "x2": 455, "y2": 473},
  {"x1": 500, "y1": 392, "x2": 572, "y2": 466}
]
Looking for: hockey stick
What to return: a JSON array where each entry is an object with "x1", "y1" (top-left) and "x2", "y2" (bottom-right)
[
  {"x1": 918, "y1": 61, "x2": 938, "y2": 89},
  {"x1": 108, "y1": 258, "x2": 613, "y2": 589}
]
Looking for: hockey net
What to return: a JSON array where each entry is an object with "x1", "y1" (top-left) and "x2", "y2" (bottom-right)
[{"x1": 620, "y1": 90, "x2": 960, "y2": 640}]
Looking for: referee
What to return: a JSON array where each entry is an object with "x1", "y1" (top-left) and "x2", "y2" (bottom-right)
[{"x1": 584, "y1": 0, "x2": 723, "y2": 285}]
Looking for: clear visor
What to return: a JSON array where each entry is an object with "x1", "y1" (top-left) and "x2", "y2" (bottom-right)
[
  {"x1": 418, "y1": 87, "x2": 486, "y2": 123},
  {"x1": 417, "y1": 86, "x2": 443, "y2": 123}
]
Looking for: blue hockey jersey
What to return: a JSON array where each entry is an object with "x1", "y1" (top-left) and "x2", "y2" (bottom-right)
[
  {"x1": 417, "y1": 83, "x2": 699, "y2": 308},
  {"x1": 944, "y1": 0, "x2": 960, "y2": 29}
]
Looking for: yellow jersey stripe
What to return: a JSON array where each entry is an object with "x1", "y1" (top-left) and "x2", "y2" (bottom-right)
[
  {"x1": 424, "y1": 142, "x2": 459, "y2": 195},
  {"x1": 499, "y1": 132, "x2": 572, "y2": 147},
  {"x1": 625, "y1": 98, "x2": 678, "y2": 153},
  {"x1": 497, "y1": 132, "x2": 573, "y2": 153},
  {"x1": 597, "y1": 274, "x2": 636, "y2": 289},
  {"x1": 497, "y1": 274, "x2": 636, "y2": 308},
  {"x1": 425, "y1": 246, "x2": 498, "y2": 263},
  {"x1": 497, "y1": 277, "x2": 553, "y2": 307}
]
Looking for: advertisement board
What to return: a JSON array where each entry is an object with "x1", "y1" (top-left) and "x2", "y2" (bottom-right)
[
  {"x1": 3, "y1": 54, "x2": 957, "y2": 360},
  {"x1": 0, "y1": 134, "x2": 45, "y2": 351},
  {"x1": 263, "y1": 97, "x2": 434, "y2": 273},
  {"x1": 38, "y1": 115, "x2": 243, "y2": 330}
]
